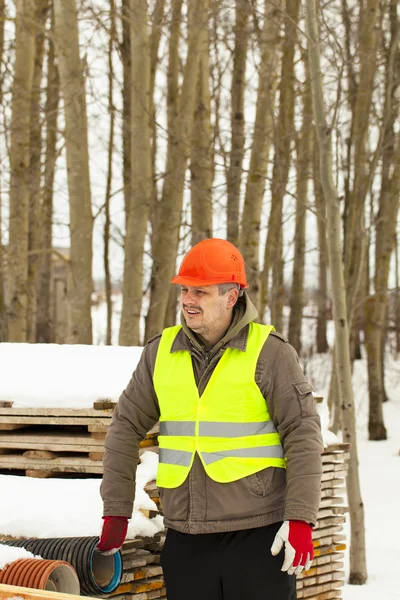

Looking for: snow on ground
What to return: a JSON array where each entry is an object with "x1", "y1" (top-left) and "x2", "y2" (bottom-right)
[
  {"x1": 310, "y1": 350, "x2": 400, "y2": 599},
  {"x1": 0, "y1": 336, "x2": 399, "y2": 597}
]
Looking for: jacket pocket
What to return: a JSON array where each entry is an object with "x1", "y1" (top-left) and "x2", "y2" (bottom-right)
[
  {"x1": 251, "y1": 467, "x2": 273, "y2": 498},
  {"x1": 293, "y1": 381, "x2": 315, "y2": 417}
]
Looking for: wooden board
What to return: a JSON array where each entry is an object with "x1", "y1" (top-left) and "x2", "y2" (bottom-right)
[
  {"x1": 0, "y1": 416, "x2": 111, "y2": 426},
  {"x1": 0, "y1": 431, "x2": 104, "y2": 451},
  {"x1": 0, "y1": 407, "x2": 114, "y2": 417},
  {"x1": 0, "y1": 454, "x2": 104, "y2": 474}
]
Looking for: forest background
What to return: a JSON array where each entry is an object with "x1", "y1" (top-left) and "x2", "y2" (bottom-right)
[{"x1": 0, "y1": 0, "x2": 399, "y2": 589}]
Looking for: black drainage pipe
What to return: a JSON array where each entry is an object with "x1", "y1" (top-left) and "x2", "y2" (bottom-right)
[{"x1": 4, "y1": 536, "x2": 122, "y2": 597}]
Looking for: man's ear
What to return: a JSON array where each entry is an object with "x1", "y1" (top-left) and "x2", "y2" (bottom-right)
[{"x1": 227, "y1": 288, "x2": 239, "y2": 308}]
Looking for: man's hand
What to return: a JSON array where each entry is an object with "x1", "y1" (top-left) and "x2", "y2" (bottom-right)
[
  {"x1": 96, "y1": 516, "x2": 129, "y2": 555},
  {"x1": 271, "y1": 520, "x2": 314, "y2": 575}
]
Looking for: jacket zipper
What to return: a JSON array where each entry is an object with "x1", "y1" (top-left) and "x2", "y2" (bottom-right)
[{"x1": 188, "y1": 348, "x2": 224, "y2": 530}]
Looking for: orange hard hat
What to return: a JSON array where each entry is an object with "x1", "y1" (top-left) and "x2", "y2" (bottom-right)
[{"x1": 171, "y1": 238, "x2": 248, "y2": 288}]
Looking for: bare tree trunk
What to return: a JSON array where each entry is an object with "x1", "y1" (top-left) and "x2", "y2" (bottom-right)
[
  {"x1": 104, "y1": 0, "x2": 116, "y2": 346},
  {"x1": 305, "y1": 0, "x2": 367, "y2": 583},
  {"x1": 148, "y1": 0, "x2": 165, "y2": 228},
  {"x1": 0, "y1": 0, "x2": 6, "y2": 341},
  {"x1": 54, "y1": 0, "x2": 93, "y2": 344},
  {"x1": 27, "y1": 0, "x2": 50, "y2": 342},
  {"x1": 396, "y1": 232, "x2": 400, "y2": 355},
  {"x1": 36, "y1": 11, "x2": 59, "y2": 344},
  {"x1": 36, "y1": 7, "x2": 60, "y2": 343},
  {"x1": 313, "y1": 137, "x2": 329, "y2": 352},
  {"x1": 7, "y1": 0, "x2": 36, "y2": 342},
  {"x1": 118, "y1": 0, "x2": 152, "y2": 346},
  {"x1": 288, "y1": 60, "x2": 312, "y2": 353},
  {"x1": 190, "y1": 16, "x2": 213, "y2": 245},
  {"x1": 364, "y1": 0, "x2": 399, "y2": 437},
  {"x1": 240, "y1": 0, "x2": 283, "y2": 313},
  {"x1": 145, "y1": 0, "x2": 210, "y2": 341},
  {"x1": 267, "y1": 0, "x2": 300, "y2": 330},
  {"x1": 344, "y1": 0, "x2": 380, "y2": 328},
  {"x1": 226, "y1": 0, "x2": 249, "y2": 247},
  {"x1": 121, "y1": 0, "x2": 131, "y2": 219}
]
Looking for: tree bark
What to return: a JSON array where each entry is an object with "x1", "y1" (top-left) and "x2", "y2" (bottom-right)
[
  {"x1": 54, "y1": 0, "x2": 93, "y2": 344},
  {"x1": 36, "y1": 8, "x2": 60, "y2": 344},
  {"x1": 145, "y1": 0, "x2": 210, "y2": 341},
  {"x1": 7, "y1": 0, "x2": 36, "y2": 342},
  {"x1": 104, "y1": 0, "x2": 116, "y2": 346},
  {"x1": 240, "y1": 0, "x2": 283, "y2": 314},
  {"x1": 119, "y1": 0, "x2": 152, "y2": 346},
  {"x1": 288, "y1": 60, "x2": 313, "y2": 353},
  {"x1": 263, "y1": 0, "x2": 300, "y2": 329},
  {"x1": 0, "y1": 0, "x2": 6, "y2": 341},
  {"x1": 190, "y1": 15, "x2": 213, "y2": 245},
  {"x1": 121, "y1": 0, "x2": 131, "y2": 219},
  {"x1": 27, "y1": 0, "x2": 50, "y2": 342},
  {"x1": 305, "y1": 0, "x2": 367, "y2": 583},
  {"x1": 226, "y1": 0, "x2": 249, "y2": 247},
  {"x1": 364, "y1": 0, "x2": 399, "y2": 438},
  {"x1": 313, "y1": 136, "x2": 329, "y2": 353}
]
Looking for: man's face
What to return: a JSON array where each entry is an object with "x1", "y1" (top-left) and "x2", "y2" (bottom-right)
[{"x1": 179, "y1": 284, "x2": 236, "y2": 339}]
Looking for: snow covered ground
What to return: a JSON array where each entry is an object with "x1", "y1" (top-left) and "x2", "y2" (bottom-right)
[{"x1": 0, "y1": 340, "x2": 399, "y2": 598}]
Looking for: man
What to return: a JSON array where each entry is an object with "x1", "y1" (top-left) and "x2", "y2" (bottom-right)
[{"x1": 98, "y1": 238, "x2": 323, "y2": 600}]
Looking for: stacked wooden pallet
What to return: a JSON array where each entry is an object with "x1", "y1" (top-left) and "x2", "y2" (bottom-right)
[
  {"x1": 0, "y1": 401, "x2": 159, "y2": 477},
  {"x1": 296, "y1": 443, "x2": 349, "y2": 599},
  {"x1": 109, "y1": 534, "x2": 166, "y2": 600}
]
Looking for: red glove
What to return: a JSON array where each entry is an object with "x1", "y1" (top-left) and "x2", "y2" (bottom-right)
[
  {"x1": 270, "y1": 520, "x2": 314, "y2": 575},
  {"x1": 97, "y1": 516, "x2": 129, "y2": 555}
]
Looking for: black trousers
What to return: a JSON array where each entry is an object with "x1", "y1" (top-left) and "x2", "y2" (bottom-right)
[{"x1": 160, "y1": 523, "x2": 297, "y2": 600}]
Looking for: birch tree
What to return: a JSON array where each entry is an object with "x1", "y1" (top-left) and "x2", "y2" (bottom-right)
[
  {"x1": 36, "y1": 8, "x2": 60, "y2": 343},
  {"x1": 364, "y1": 0, "x2": 400, "y2": 439},
  {"x1": 263, "y1": 0, "x2": 300, "y2": 330},
  {"x1": 0, "y1": 0, "x2": 6, "y2": 341},
  {"x1": 7, "y1": 0, "x2": 36, "y2": 342},
  {"x1": 240, "y1": 0, "x2": 283, "y2": 312},
  {"x1": 226, "y1": 0, "x2": 249, "y2": 247},
  {"x1": 27, "y1": 0, "x2": 50, "y2": 342},
  {"x1": 304, "y1": 0, "x2": 367, "y2": 583},
  {"x1": 119, "y1": 0, "x2": 152, "y2": 346},
  {"x1": 104, "y1": 0, "x2": 116, "y2": 346},
  {"x1": 145, "y1": 0, "x2": 210, "y2": 341},
  {"x1": 54, "y1": 0, "x2": 93, "y2": 344},
  {"x1": 190, "y1": 17, "x2": 213, "y2": 245},
  {"x1": 313, "y1": 137, "x2": 329, "y2": 353},
  {"x1": 288, "y1": 58, "x2": 313, "y2": 353}
]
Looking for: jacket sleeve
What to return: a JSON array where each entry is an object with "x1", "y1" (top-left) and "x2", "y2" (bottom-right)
[
  {"x1": 266, "y1": 338, "x2": 324, "y2": 526},
  {"x1": 100, "y1": 338, "x2": 161, "y2": 517}
]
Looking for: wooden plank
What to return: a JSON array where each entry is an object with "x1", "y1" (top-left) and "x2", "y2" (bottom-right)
[
  {"x1": 23, "y1": 450, "x2": 59, "y2": 459},
  {"x1": 0, "y1": 407, "x2": 114, "y2": 417},
  {"x1": 0, "y1": 401, "x2": 13, "y2": 408},
  {"x1": 93, "y1": 400, "x2": 117, "y2": 410},
  {"x1": 0, "y1": 416, "x2": 111, "y2": 426},
  {"x1": 0, "y1": 430, "x2": 104, "y2": 445},
  {"x1": 0, "y1": 424, "x2": 29, "y2": 430},
  {"x1": 0, "y1": 455, "x2": 103, "y2": 473}
]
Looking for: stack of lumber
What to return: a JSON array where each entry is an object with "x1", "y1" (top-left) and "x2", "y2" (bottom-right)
[
  {"x1": 0, "y1": 401, "x2": 159, "y2": 477},
  {"x1": 108, "y1": 533, "x2": 166, "y2": 600},
  {"x1": 296, "y1": 442, "x2": 349, "y2": 599}
]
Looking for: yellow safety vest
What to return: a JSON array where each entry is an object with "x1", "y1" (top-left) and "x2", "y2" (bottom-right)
[{"x1": 154, "y1": 322, "x2": 286, "y2": 488}]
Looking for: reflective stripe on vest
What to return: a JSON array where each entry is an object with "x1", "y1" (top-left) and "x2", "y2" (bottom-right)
[{"x1": 154, "y1": 322, "x2": 286, "y2": 488}]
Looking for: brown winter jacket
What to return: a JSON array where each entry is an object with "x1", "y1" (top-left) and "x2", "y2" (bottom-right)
[{"x1": 100, "y1": 293, "x2": 324, "y2": 533}]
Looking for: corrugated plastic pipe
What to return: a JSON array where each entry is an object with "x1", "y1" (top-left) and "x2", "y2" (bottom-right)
[
  {"x1": 4, "y1": 536, "x2": 122, "y2": 597},
  {"x1": 0, "y1": 558, "x2": 80, "y2": 594}
]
